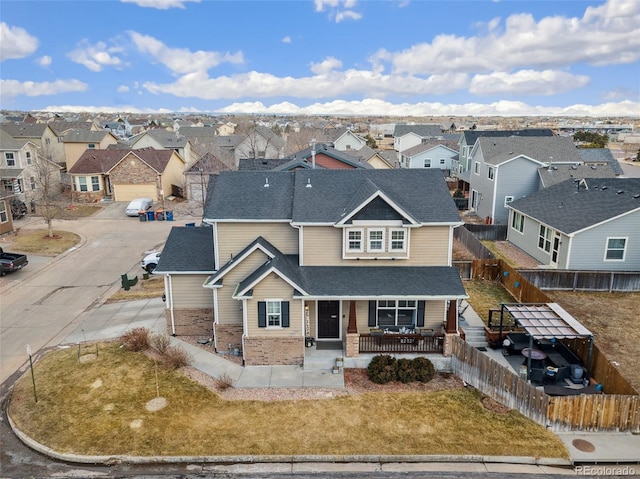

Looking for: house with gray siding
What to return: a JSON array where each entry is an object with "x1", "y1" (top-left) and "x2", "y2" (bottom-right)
[
  {"x1": 468, "y1": 136, "x2": 581, "y2": 224},
  {"x1": 507, "y1": 178, "x2": 640, "y2": 270}
]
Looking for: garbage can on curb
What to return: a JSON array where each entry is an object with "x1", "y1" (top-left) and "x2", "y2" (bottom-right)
[
  {"x1": 146, "y1": 210, "x2": 155, "y2": 221},
  {"x1": 165, "y1": 210, "x2": 174, "y2": 221},
  {"x1": 138, "y1": 211, "x2": 147, "y2": 222},
  {"x1": 155, "y1": 210, "x2": 165, "y2": 221}
]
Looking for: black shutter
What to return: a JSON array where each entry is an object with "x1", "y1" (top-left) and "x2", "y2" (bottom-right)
[
  {"x1": 281, "y1": 301, "x2": 290, "y2": 328},
  {"x1": 258, "y1": 301, "x2": 266, "y2": 328},
  {"x1": 368, "y1": 301, "x2": 377, "y2": 327},
  {"x1": 416, "y1": 300, "x2": 425, "y2": 327}
]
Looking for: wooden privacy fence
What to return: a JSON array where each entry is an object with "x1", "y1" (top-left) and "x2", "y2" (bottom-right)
[
  {"x1": 518, "y1": 269, "x2": 640, "y2": 293},
  {"x1": 451, "y1": 337, "x2": 640, "y2": 432},
  {"x1": 454, "y1": 226, "x2": 495, "y2": 260},
  {"x1": 463, "y1": 224, "x2": 508, "y2": 241}
]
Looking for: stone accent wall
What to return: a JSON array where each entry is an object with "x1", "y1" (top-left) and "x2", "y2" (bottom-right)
[
  {"x1": 244, "y1": 337, "x2": 304, "y2": 366},
  {"x1": 165, "y1": 308, "x2": 213, "y2": 337},
  {"x1": 345, "y1": 333, "x2": 360, "y2": 357},
  {"x1": 214, "y1": 324, "x2": 243, "y2": 354},
  {"x1": 72, "y1": 190, "x2": 105, "y2": 203},
  {"x1": 110, "y1": 155, "x2": 158, "y2": 186}
]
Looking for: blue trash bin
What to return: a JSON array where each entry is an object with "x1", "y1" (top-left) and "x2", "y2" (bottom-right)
[
  {"x1": 146, "y1": 210, "x2": 155, "y2": 221},
  {"x1": 165, "y1": 210, "x2": 173, "y2": 221}
]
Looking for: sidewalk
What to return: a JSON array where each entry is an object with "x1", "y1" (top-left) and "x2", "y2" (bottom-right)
[{"x1": 57, "y1": 297, "x2": 640, "y2": 466}]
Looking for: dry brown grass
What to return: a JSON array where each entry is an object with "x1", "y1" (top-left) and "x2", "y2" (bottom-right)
[
  {"x1": 106, "y1": 276, "x2": 165, "y2": 302},
  {"x1": 8, "y1": 343, "x2": 567, "y2": 458},
  {"x1": 547, "y1": 290, "x2": 640, "y2": 391},
  {"x1": 2, "y1": 229, "x2": 80, "y2": 256},
  {"x1": 57, "y1": 204, "x2": 103, "y2": 219},
  {"x1": 463, "y1": 280, "x2": 516, "y2": 323}
]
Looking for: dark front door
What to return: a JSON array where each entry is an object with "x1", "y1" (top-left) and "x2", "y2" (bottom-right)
[{"x1": 317, "y1": 301, "x2": 340, "y2": 339}]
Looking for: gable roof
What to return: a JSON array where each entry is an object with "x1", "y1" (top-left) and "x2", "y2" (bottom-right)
[
  {"x1": 130, "y1": 128, "x2": 188, "y2": 148},
  {"x1": 461, "y1": 129, "x2": 554, "y2": 145},
  {"x1": 154, "y1": 226, "x2": 216, "y2": 274},
  {"x1": 509, "y1": 177, "x2": 640, "y2": 234},
  {"x1": 237, "y1": 157, "x2": 291, "y2": 171},
  {"x1": 0, "y1": 122, "x2": 51, "y2": 139},
  {"x1": 578, "y1": 148, "x2": 624, "y2": 175},
  {"x1": 204, "y1": 169, "x2": 461, "y2": 225},
  {"x1": 538, "y1": 162, "x2": 616, "y2": 188},
  {"x1": 0, "y1": 129, "x2": 29, "y2": 150},
  {"x1": 68, "y1": 147, "x2": 179, "y2": 174},
  {"x1": 477, "y1": 136, "x2": 581, "y2": 166},
  {"x1": 402, "y1": 141, "x2": 458, "y2": 158},
  {"x1": 280, "y1": 143, "x2": 372, "y2": 170},
  {"x1": 62, "y1": 129, "x2": 117, "y2": 144},
  {"x1": 393, "y1": 124, "x2": 443, "y2": 138}
]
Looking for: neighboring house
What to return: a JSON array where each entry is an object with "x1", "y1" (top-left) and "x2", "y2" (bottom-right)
[
  {"x1": 399, "y1": 140, "x2": 459, "y2": 173},
  {"x1": 468, "y1": 136, "x2": 581, "y2": 225},
  {"x1": 577, "y1": 148, "x2": 624, "y2": 176},
  {"x1": 61, "y1": 130, "x2": 120, "y2": 171},
  {"x1": 234, "y1": 125, "x2": 285, "y2": 164},
  {"x1": 102, "y1": 118, "x2": 132, "y2": 139},
  {"x1": 537, "y1": 162, "x2": 616, "y2": 189},
  {"x1": 154, "y1": 226, "x2": 217, "y2": 335},
  {"x1": 507, "y1": 178, "x2": 640, "y2": 270},
  {"x1": 0, "y1": 192, "x2": 16, "y2": 235},
  {"x1": 216, "y1": 121, "x2": 236, "y2": 136},
  {"x1": 159, "y1": 169, "x2": 467, "y2": 367},
  {"x1": 278, "y1": 143, "x2": 373, "y2": 170},
  {"x1": 0, "y1": 122, "x2": 65, "y2": 167},
  {"x1": 347, "y1": 145, "x2": 394, "y2": 169},
  {"x1": 393, "y1": 124, "x2": 444, "y2": 158},
  {"x1": 67, "y1": 147, "x2": 185, "y2": 202},
  {"x1": 455, "y1": 129, "x2": 554, "y2": 175},
  {"x1": 323, "y1": 127, "x2": 367, "y2": 152},
  {"x1": 128, "y1": 128, "x2": 195, "y2": 166},
  {"x1": 185, "y1": 152, "x2": 232, "y2": 203}
]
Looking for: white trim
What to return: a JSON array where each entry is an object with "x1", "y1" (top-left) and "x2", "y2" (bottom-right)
[
  {"x1": 367, "y1": 228, "x2": 385, "y2": 253},
  {"x1": 213, "y1": 223, "x2": 219, "y2": 273},
  {"x1": 335, "y1": 190, "x2": 420, "y2": 226},
  {"x1": 603, "y1": 236, "x2": 627, "y2": 262},
  {"x1": 234, "y1": 266, "x2": 309, "y2": 298},
  {"x1": 293, "y1": 294, "x2": 468, "y2": 301},
  {"x1": 569, "y1": 208, "x2": 640, "y2": 236},
  {"x1": 265, "y1": 298, "x2": 283, "y2": 328},
  {"x1": 345, "y1": 228, "x2": 364, "y2": 253},
  {"x1": 388, "y1": 228, "x2": 407, "y2": 253}
]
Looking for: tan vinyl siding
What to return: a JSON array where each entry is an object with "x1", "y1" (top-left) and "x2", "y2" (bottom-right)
[
  {"x1": 169, "y1": 275, "x2": 213, "y2": 308},
  {"x1": 216, "y1": 222, "x2": 298, "y2": 264},
  {"x1": 352, "y1": 299, "x2": 445, "y2": 332},
  {"x1": 303, "y1": 225, "x2": 451, "y2": 266},
  {"x1": 246, "y1": 274, "x2": 302, "y2": 337},
  {"x1": 424, "y1": 300, "x2": 446, "y2": 330},
  {"x1": 216, "y1": 250, "x2": 269, "y2": 325}
]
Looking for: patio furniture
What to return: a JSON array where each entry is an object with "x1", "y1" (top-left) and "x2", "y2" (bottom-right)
[{"x1": 543, "y1": 384, "x2": 602, "y2": 396}]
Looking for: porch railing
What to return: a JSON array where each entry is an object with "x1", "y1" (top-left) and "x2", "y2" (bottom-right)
[{"x1": 359, "y1": 333, "x2": 444, "y2": 354}]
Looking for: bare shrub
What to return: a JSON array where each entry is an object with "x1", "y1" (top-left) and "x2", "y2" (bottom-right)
[
  {"x1": 160, "y1": 345, "x2": 193, "y2": 370},
  {"x1": 214, "y1": 373, "x2": 235, "y2": 391},
  {"x1": 120, "y1": 327, "x2": 151, "y2": 352},
  {"x1": 151, "y1": 333, "x2": 171, "y2": 353}
]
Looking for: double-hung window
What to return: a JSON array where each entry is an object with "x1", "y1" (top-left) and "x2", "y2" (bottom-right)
[
  {"x1": 266, "y1": 300, "x2": 281, "y2": 327},
  {"x1": 78, "y1": 177, "x2": 88, "y2": 192},
  {"x1": 347, "y1": 229, "x2": 363, "y2": 252},
  {"x1": 511, "y1": 212, "x2": 524, "y2": 233},
  {"x1": 487, "y1": 166, "x2": 495, "y2": 180},
  {"x1": 368, "y1": 229, "x2": 384, "y2": 252},
  {"x1": 5, "y1": 153, "x2": 15, "y2": 166},
  {"x1": 91, "y1": 176, "x2": 100, "y2": 191},
  {"x1": 0, "y1": 201, "x2": 7, "y2": 223},
  {"x1": 258, "y1": 300, "x2": 290, "y2": 328},
  {"x1": 474, "y1": 161, "x2": 480, "y2": 175},
  {"x1": 26, "y1": 152, "x2": 32, "y2": 165},
  {"x1": 605, "y1": 238, "x2": 626, "y2": 261},
  {"x1": 538, "y1": 225, "x2": 552, "y2": 253},
  {"x1": 423, "y1": 159, "x2": 431, "y2": 168},
  {"x1": 389, "y1": 229, "x2": 406, "y2": 252}
]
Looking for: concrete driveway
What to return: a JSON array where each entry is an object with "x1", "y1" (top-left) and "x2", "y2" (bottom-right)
[{"x1": 0, "y1": 202, "x2": 195, "y2": 384}]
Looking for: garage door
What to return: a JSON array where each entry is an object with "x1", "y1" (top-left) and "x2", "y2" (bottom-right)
[{"x1": 113, "y1": 184, "x2": 157, "y2": 202}]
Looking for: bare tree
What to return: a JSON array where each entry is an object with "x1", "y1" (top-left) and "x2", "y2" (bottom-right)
[
  {"x1": 31, "y1": 147, "x2": 65, "y2": 238},
  {"x1": 283, "y1": 127, "x2": 321, "y2": 156}
]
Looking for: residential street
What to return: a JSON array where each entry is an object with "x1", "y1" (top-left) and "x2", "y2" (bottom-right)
[{"x1": 0, "y1": 202, "x2": 194, "y2": 385}]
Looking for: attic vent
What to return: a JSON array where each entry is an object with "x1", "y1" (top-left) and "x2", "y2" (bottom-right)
[
  {"x1": 591, "y1": 165, "x2": 597, "y2": 170},
  {"x1": 617, "y1": 190, "x2": 624, "y2": 195},
  {"x1": 634, "y1": 194, "x2": 640, "y2": 199},
  {"x1": 306, "y1": 178, "x2": 312, "y2": 188},
  {"x1": 264, "y1": 178, "x2": 269, "y2": 188},
  {"x1": 571, "y1": 165, "x2": 578, "y2": 170},
  {"x1": 601, "y1": 186, "x2": 608, "y2": 190}
]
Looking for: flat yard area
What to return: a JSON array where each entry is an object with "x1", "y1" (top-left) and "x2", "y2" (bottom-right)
[{"x1": 8, "y1": 343, "x2": 567, "y2": 459}]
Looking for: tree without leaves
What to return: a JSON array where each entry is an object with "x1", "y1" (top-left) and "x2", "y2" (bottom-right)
[{"x1": 31, "y1": 147, "x2": 65, "y2": 237}]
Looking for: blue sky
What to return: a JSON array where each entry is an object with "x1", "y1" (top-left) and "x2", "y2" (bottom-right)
[{"x1": 1, "y1": 0, "x2": 639, "y2": 116}]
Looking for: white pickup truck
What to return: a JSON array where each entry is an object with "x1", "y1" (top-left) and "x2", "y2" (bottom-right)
[{"x1": 141, "y1": 251, "x2": 161, "y2": 273}]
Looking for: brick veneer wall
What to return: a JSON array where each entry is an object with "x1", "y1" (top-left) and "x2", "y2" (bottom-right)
[
  {"x1": 244, "y1": 337, "x2": 304, "y2": 366},
  {"x1": 72, "y1": 190, "x2": 104, "y2": 203},
  {"x1": 165, "y1": 308, "x2": 213, "y2": 337},
  {"x1": 214, "y1": 324, "x2": 243, "y2": 354},
  {"x1": 110, "y1": 156, "x2": 158, "y2": 185}
]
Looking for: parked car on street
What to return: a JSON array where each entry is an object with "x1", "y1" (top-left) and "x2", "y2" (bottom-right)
[
  {"x1": 125, "y1": 198, "x2": 153, "y2": 217},
  {"x1": 0, "y1": 246, "x2": 28, "y2": 275},
  {"x1": 141, "y1": 251, "x2": 161, "y2": 273}
]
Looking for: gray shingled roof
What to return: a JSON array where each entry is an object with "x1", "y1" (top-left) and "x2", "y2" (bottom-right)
[
  {"x1": 0, "y1": 123, "x2": 49, "y2": 138},
  {"x1": 137, "y1": 128, "x2": 188, "y2": 148},
  {"x1": 402, "y1": 140, "x2": 458, "y2": 157},
  {"x1": 282, "y1": 143, "x2": 372, "y2": 169},
  {"x1": 203, "y1": 169, "x2": 461, "y2": 224},
  {"x1": 68, "y1": 147, "x2": 176, "y2": 174},
  {"x1": 462, "y1": 129, "x2": 554, "y2": 145},
  {"x1": 393, "y1": 124, "x2": 443, "y2": 138},
  {"x1": 509, "y1": 177, "x2": 640, "y2": 234},
  {"x1": 477, "y1": 136, "x2": 581, "y2": 165},
  {"x1": 154, "y1": 226, "x2": 215, "y2": 273},
  {"x1": 578, "y1": 148, "x2": 624, "y2": 175},
  {"x1": 62, "y1": 130, "x2": 115, "y2": 143},
  {"x1": 538, "y1": 163, "x2": 616, "y2": 188},
  {"x1": 0, "y1": 130, "x2": 28, "y2": 150},
  {"x1": 238, "y1": 157, "x2": 292, "y2": 171}
]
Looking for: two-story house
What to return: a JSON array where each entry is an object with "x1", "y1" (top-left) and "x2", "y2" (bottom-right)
[
  {"x1": 61, "y1": 130, "x2": 120, "y2": 171},
  {"x1": 0, "y1": 122, "x2": 66, "y2": 167},
  {"x1": 393, "y1": 124, "x2": 444, "y2": 162},
  {"x1": 399, "y1": 140, "x2": 459, "y2": 173},
  {"x1": 468, "y1": 136, "x2": 581, "y2": 224},
  {"x1": 158, "y1": 169, "x2": 467, "y2": 367}
]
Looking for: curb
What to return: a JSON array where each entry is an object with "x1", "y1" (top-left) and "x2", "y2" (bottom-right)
[{"x1": 7, "y1": 411, "x2": 571, "y2": 467}]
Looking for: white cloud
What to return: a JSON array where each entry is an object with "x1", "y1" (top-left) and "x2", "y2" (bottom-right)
[
  {"x1": 282, "y1": 36, "x2": 292, "y2": 44},
  {"x1": 117, "y1": 85, "x2": 130, "y2": 93},
  {"x1": 128, "y1": 31, "x2": 243, "y2": 74},
  {"x1": 0, "y1": 79, "x2": 88, "y2": 98},
  {"x1": 120, "y1": 0, "x2": 200, "y2": 9},
  {"x1": 372, "y1": 0, "x2": 640, "y2": 75},
  {"x1": 43, "y1": 104, "x2": 176, "y2": 114},
  {"x1": 314, "y1": 0, "x2": 362, "y2": 22},
  {"x1": 310, "y1": 57, "x2": 343, "y2": 74},
  {"x1": 68, "y1": 40, "x2": 125, "y2": 72},
  {"x1": 37, "y1": 56, "x2": 52, "y2": 67},
  {"x1": 0, "y1": 22, "x2": 38, "y2": 61},
  {"x1": 469, "y1": 70, "x2": 590, "y2": 96}
]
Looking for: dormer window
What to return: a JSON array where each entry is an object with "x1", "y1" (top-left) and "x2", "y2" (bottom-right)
[
  {"x1": 389, "y1": 229, "x2": 406, "y2": 252},
  {"x1": 347, "y1": 229, "x2": 363, "y2": 252},
  {"x1": 368, "y1": 229, "x2": 384, "y2": 252}
]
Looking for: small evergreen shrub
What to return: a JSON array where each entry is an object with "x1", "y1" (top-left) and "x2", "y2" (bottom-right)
[
  {"x1": 396, "y1": 358, "x2": 419, "y2": 383},
  {"x1": 120, "y1": 327, "x2": 151, "y2": 351},
  {"x1": 411, "y1": 356, "x2": 436, "y2": 383},
  {"x1": 367, "y1": 354, "x2": 398, "y2": 384}
]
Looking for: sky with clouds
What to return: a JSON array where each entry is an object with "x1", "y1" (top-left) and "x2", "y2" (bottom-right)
[{"x1": 1, "y1": 0, "x2": 639, "y2": 117}]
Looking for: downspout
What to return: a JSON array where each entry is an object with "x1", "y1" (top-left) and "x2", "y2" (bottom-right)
[
  {"x1": 241, "y1": 298, "x2": 248, "y2": 366},
  {"x1": 165, "y1": 274, "x2": 176, "y2": 336}
]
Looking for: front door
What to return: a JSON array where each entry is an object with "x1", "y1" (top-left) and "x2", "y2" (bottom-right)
[{"x1": 317, "y1": 301, "x2": 340, "y2": 339}]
